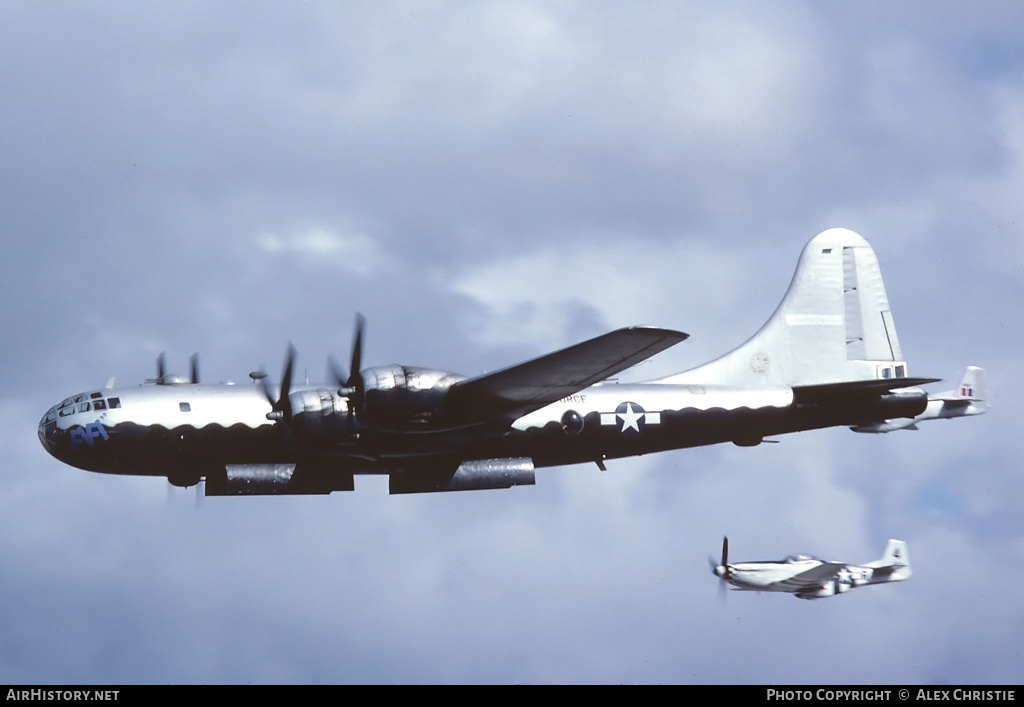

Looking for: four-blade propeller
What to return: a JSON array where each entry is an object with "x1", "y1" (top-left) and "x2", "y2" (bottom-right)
[
  {"x1": 328, "y1": 313, "x2": 366, "y2": 424},
  {"x1": 254, "y1": 314, "x2": 366, "y2": 438},
  {"x1": 261, "y1": 343, "x2": 296, "y2": 425},
  {"x1": 154, "y1": 352, "x2": 200, "y2": 384},
  {"x1": 710, "y1": 536, "x2": 730, "y2": 599}
]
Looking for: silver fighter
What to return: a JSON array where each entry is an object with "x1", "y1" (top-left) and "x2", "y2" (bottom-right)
[{"x1": 711, "y1": 537, "x2": 912, "y2": 600}]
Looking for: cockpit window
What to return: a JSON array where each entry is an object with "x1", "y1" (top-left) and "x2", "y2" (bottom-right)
[
  {"x1": 93, "y1": 399, "x2": 106, "y2": 410},
  {"x1": 59, "y1": 406, "x2": 74, "y2": 417},
  {"x1": 107, "y1": 398, "x2": 121, "y2": 409},
  {"x1": 90, "y1": 392, "x2": 103, "y2": 399},
  {"x1": 179, "y1": 402, "x2": 191, "y2": 412},
  {"x1": 78, "y1": 402, "x2": 91, "y2": 413},
  {"x1": 785, "y1": 554, "x2": 819, "y2": 563}
]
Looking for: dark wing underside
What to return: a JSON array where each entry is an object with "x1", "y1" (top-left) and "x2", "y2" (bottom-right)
[
  {"x1": 443, "y1": 326, "x2": 688, "y2": 424},
  {"x1": 773, "y1": 562, "x2": 849, "y2": 592}
]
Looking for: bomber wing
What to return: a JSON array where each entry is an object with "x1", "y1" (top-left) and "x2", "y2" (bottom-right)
[
  {"x1": 443, "y1": 326, "x2": 688, "y2": 424},
  {"x1": 772, "y1": 562, "x2": 849, "y2": 592}
]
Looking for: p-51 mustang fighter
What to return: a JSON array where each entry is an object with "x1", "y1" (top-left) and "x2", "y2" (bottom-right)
[
  {"x1": 39, "y1": 228, "x2": 988, "y2": 496},
  {"x1": 711, "y1": 537, "x2": 912, "y2": 600}
]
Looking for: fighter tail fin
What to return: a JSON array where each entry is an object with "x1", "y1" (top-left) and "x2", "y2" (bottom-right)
[
  {"x1": 936, "y1": 366, "x2": 989, "y2": 410},
  {"x1": 865, "y1": 539, "x2": 912, "y2": 582},
  {"x1": 663, "y1": 228, "x2": 912, "y2": 388}
]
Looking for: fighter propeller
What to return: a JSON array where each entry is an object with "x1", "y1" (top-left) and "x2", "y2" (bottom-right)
[{"x1": 710, "y1": 536, "x2": 731, "y2": 600}]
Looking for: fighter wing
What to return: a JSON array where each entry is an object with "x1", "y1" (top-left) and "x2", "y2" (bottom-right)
[
  {"x1": 443, "y1": 326, "x2": 688, "y2": 424},
  {"x1": 772, "y1": 562, "x2": 849, "y2": 592}
]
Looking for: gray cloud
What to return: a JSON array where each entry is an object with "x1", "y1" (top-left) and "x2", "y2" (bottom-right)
[{"x1": 2, "y1": 0, "x2": 1021, "y2": 684}]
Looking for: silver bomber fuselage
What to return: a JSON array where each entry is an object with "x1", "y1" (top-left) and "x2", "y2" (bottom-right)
[
  {"x1": 38, "y1": 228, "x2": 986, "y2": 493},
  {"x1": 39, "y1": 379, "x2": 809, "y2": 481}
]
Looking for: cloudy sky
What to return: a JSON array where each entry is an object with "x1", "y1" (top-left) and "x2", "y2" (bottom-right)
[{"x1": 2, "y1": 1, "x2": 1022, "y2": 684}]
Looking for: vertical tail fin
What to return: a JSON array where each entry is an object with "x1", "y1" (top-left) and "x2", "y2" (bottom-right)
[
  {"x1": 664, "y1": 229, "x2": 911, "y2": 388},
  {"x1": 926, "y1": 365, "x2": 990, "y2": 418},
  {"x1": 865, "y1": 539, "x2": 912, "y2": 582},
  {"x1": 951, "y1": 366, "x2": 989, "y2": 409}
]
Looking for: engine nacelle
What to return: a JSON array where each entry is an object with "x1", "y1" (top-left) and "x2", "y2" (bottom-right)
[
  {"x1": 841, "y1": 389, "x2": 929, "y2": 426},
  {"x1": 874, "y1": 390, "x2": 929, "y2": 419},
  {"x1": 205, "y1": 463, "x2": 355, "y2": 496},
  {"x1": 358, "y1": 365, "x2": 466, "y2": 428},
  {"x1": 389, "y1": 457, "x2": 535, "y2": 494},
  {"x1": 288, "y1": 387, "x2": 350, "y2": 440}
]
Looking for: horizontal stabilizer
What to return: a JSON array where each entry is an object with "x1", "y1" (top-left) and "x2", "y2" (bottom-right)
[
  {"x1": 793, "y1": 377, "x2": 939, "y2": 404},
  {"x1": 929, "y1": 397, "x2": 973, "y2": 411}
]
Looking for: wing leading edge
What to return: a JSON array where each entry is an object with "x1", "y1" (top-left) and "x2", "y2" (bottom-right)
[{"x1": 444, "y1": 326, "x2": 688, "y2": 424}]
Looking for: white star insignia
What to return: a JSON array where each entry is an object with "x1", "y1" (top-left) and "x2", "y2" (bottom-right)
[{"x1": 617, "y1": 403, "x2": 643, "y2": 433}]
